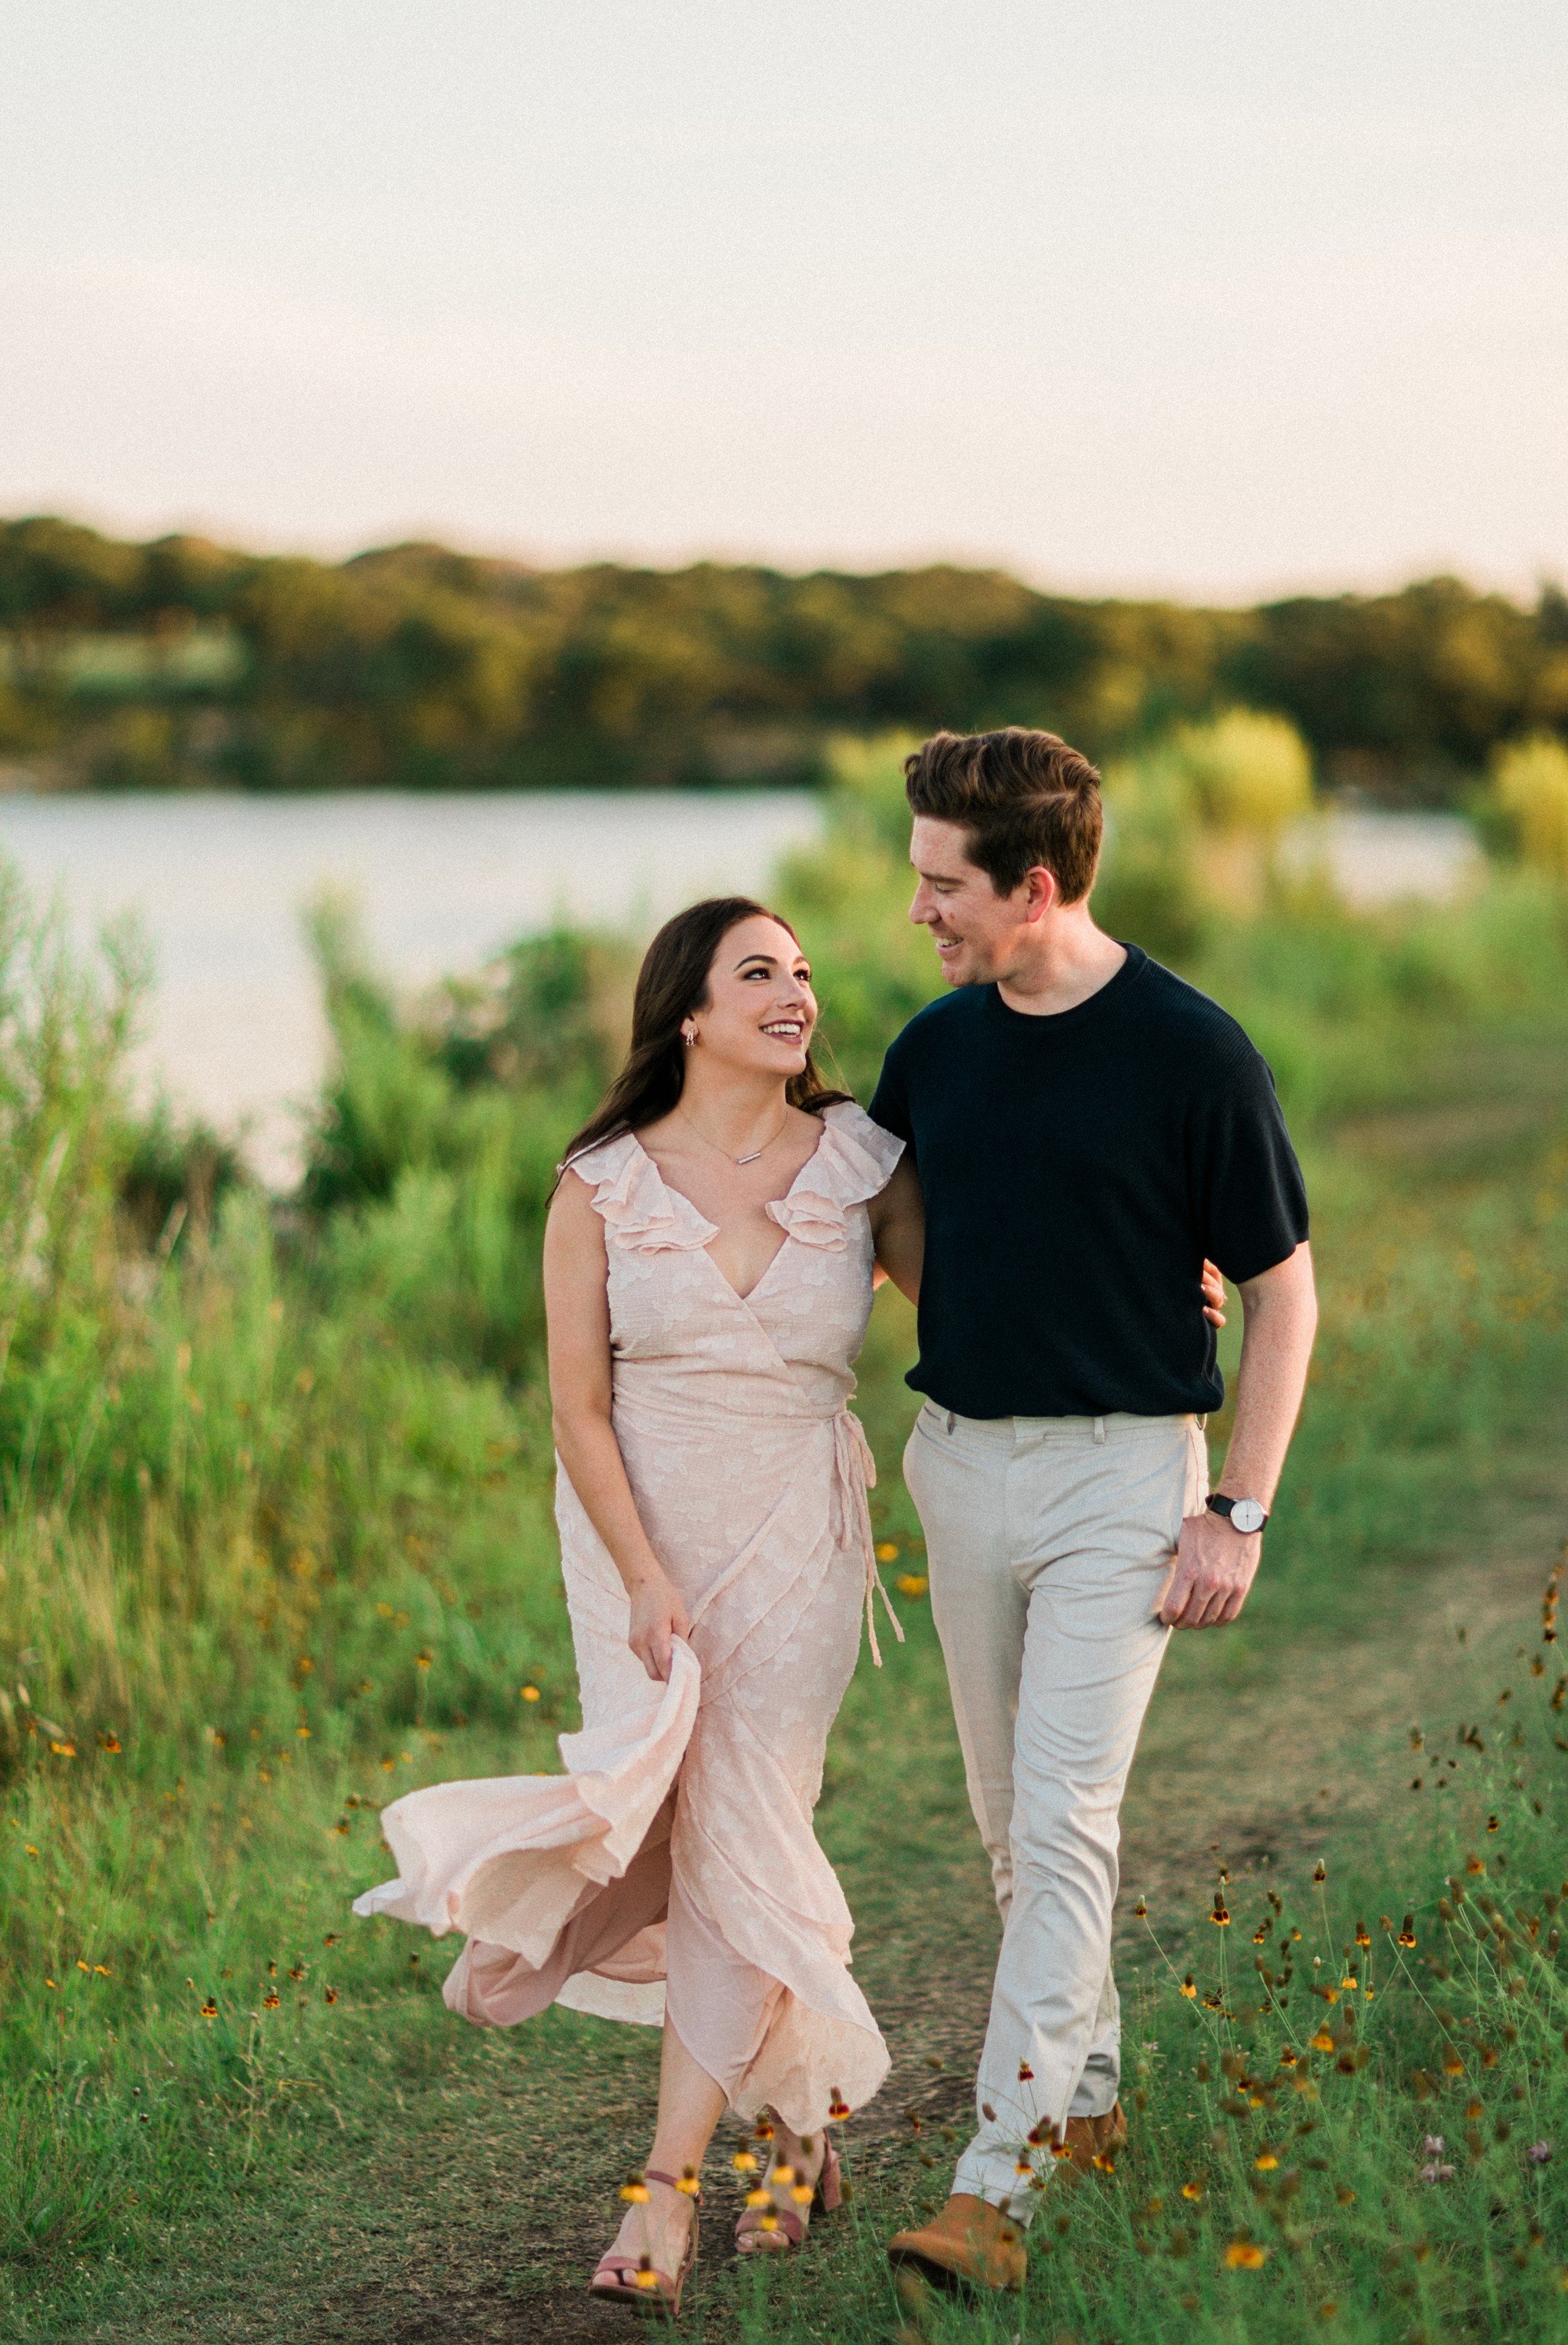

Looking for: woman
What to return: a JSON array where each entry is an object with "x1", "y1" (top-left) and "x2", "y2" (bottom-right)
[{"x1": 354, "y1": 896, "x2": 924, "y2": 2311}]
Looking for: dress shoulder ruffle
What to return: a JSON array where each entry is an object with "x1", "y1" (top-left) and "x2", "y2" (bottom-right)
[
  {"x1": 767, "y1": 1102, "x2": 905, "y2": 1251},
  {"x1": 562, "y1": 1132, "x2": 717, "y2": 1252}
]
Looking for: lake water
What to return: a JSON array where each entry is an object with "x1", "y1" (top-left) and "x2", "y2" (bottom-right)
[{"x1": 0, "y1": 792, "x2": 1479, "y2": 1185}]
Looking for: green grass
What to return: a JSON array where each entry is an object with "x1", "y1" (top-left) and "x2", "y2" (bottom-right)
[{"x1": 4, "y1": 765, "x2": 1568, "y2": 2340}]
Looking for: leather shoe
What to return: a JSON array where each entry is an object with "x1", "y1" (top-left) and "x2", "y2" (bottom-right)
[
  {"x1": 1058, "y1": 2101, "x2": 1127, "y2": 2173},
  {"x1": 886, "y1": 2194, "x2": 1026, "y2": 2293}
]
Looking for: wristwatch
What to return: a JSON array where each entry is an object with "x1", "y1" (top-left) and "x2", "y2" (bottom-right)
[{"x1": 1207, "y1": 1493, "x2": 1269, "y2": 1535}]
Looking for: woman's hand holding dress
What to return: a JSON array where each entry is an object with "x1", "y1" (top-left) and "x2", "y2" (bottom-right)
[{"x1": 626, "y1": 1566, "x2": 691, "y2": 1684}]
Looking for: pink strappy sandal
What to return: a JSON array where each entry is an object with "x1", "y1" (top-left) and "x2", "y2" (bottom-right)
[
  {"x1": 734, "y1": 2132, "x2": 843, "y2": 2255},
  {"x1": 589, "y1": 2169, "x2": 701, "y2": 2314}
]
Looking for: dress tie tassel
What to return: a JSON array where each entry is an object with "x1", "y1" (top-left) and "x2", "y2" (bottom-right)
[{"x1": 833, "y1": 1410, "x2": 904, "y2": 1668}]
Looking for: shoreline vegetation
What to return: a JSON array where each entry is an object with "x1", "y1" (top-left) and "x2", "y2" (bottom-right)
[
  {"x1": 2, "y1": 735, "x2": 1568, "y2": 2339},
  {"x1": 3, "y1": 515, "x2": 1568, "y2": 804}
]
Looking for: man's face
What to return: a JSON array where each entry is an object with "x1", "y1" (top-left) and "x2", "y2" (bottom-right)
[{"x1": 908, "y1": 815, "x2": 1044, "y2": 986}]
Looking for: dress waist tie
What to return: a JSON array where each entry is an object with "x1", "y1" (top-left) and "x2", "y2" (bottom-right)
[{"x1": 833, "y1": 1408, "x2": 904, "y2": 1668}]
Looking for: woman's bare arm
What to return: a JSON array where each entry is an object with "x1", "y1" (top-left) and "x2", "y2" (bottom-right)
[
  {"x1": 869, "y1": 1153, "x2": 924, "y2": 1305},
  {"x1": 543, "y1": 1171, "x2": 691, "y2": 1682}
]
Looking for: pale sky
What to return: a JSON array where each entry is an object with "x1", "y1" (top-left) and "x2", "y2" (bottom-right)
[{"x1": 3, "y1": 1, "x2": 1566, "y2": 599}]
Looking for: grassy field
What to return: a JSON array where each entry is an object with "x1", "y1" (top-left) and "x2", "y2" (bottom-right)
[{"x1": 3, "y1": 758, "x2": 1568, "y2": 2342}]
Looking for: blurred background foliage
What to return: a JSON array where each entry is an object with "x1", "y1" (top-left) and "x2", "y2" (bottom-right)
[{"x1": 4, "y1": 514, "x2": 1568, "y2": 801}]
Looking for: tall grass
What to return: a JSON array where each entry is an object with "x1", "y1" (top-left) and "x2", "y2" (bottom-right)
[{"x1": 2, "y1": 754, "x2": 1568, "y2": 2338}]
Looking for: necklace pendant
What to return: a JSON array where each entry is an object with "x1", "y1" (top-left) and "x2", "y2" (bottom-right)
[{"x1": 735, "y1": 1149, "x2": 764, "y2": 1166}]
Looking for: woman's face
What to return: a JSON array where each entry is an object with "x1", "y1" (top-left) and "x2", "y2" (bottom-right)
[{"x1": 684, "y1": 916, "x2": 818, "y2": 1079}]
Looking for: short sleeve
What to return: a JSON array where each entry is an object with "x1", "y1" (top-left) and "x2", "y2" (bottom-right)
[
  {"x1": 1189, "y1": 1049, "x2": 1309, "y2": 1283},
  {"x1": 867, "y1": 1039, "x2": 913, "y2": 1148}
]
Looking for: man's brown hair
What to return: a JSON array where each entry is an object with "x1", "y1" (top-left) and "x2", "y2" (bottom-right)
[{"x1": 903, "y1": 727, "x2": 1104, "y2": 902}]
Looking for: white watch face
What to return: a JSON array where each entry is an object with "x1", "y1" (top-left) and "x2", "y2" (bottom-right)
[{"x1": 1229, "y1": 1497, "x2": 1267, "y2": 1535}]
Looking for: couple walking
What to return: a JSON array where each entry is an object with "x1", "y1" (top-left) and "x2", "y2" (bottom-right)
[{"x1": 355, "y1": 727, "x2": 1317, "y2": 2306}]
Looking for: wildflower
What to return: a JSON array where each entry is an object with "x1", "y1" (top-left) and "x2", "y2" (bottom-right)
[
  {"x1": 1309, "y1": 2029, "x2": 1335, "y2": 2055},
  {"x1": 1254, "y1": 2151, "x2": 1279, "y2": 2172},
  {"x1": 44, "y1": 1977, "x2": 57, "y2": 1990},
  {"x1": 1312, "y1": 1862, "x2": 1327, "y2": 1884},
  {"x1": 620, "y1": 2174, "x2": 651, "y2": 2203},
  {"x1": 754, "y1": 2118, "x2": 775, "y2": 2141},
  {"x1": 1354, "y1": 1921, "x2": 1370, "y2": 1950},
  {"x1": 200, "y1": 1998, "x2": 217, "y2": 2019},
  {"x1": 1091, "y1": 2151, "x2": 1117, "y2": 2173},
  {"x1": 677, "y1": 2166, "x2": 699, "y2": 2195},
  {"x1": 1466, "y1": 1855, "x2": 1486, "y2": 1875},
  {"x1": 733, "y1": 2149, "x2": 757, "y2": 2172},
  {"x1": 1181, "y1": 2179, "x2": 1204, "y2": 2202},
  {"x1": 1486, "y1": 1814, "x2": 1500, "y2": 1834},
  {"x1": 93, "y1": 1965, "x2": 109, "y2": 1977},
  {"x1": 1211, "y1": 1896, "x2": 1230, "y2": 1928},
  {"x1": 1419, "y1": 2162, "x2": 1456, "y2": 2183},
  {"x1": 829, "y1": 2091, "x2": 850, "y2": 2119},
  {"x1": 895, "y1": 1574, "x2": 928, "y2": 1597},
  {"x1": 521, "y1": 1686, "x2": 541, "y2": 1702},
  {"x1": 263, "y1": 1991, "x2": 280, "y2": 2009},
  {"x1": 324, "y1": 1933, "x2": 339, "y2": 1946},
  {"x1": 1396, "y1": 1915, "x2": 1417, "y2": 1949},
  {"x1": 416, "y1": 1653, "x2": 433, "y2": 1672},
  {"x1": 1527, "y1": 2140, "x2": 1553, "y2": 2165},
  {"x1": 1134, "y1": 1898, "x2": 1148, "y2": 1919},
  {"x1": 1335, "y1": 2185, "x2": 1356, "y2": 2205},
  {"x1": 99, "y1": 1733, "x2": 122, "y2": 1755},
  {"x1": 789, "y1": 2180, "x2": 813, "y2": 2205},
  {"x1": 875, "y1": 1541, "x2": 900, "y2": 1563},
  {"x1": 1442, "y1": 2049, "x2": 1465, "y2": 2078},
  {"x1": 1279, "y1": 2048, "x2": 1299, "y2": 2067},
  {"x1": 1014, "y1": 2155, "x2": 1033, "y2": 2179},
  {"x1": 1224, "y1": 2237, "x2": 1269, "y2": 2270},
  {"x1": 634, "y1": 2259, "x2": 659, "y2": 2290},
  {"x1": 744, "y1": 2185, "x2": 770, "y2": 2209},
  {"x1": 1253, "y1": 1924, "x2": 1269, "y2": 1944},
  {"x1": 49, "y1": 1741, "x2": 77, "y2": 1759},
  {"x1": 1017, "y1": 2060, "x2": 1034, "y2": 2082},
  {"x1": 324, "y1": 1987, "x2": 339, "y2": 2005}
]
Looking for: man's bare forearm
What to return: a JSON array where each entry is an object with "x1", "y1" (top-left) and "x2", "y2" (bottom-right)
[{"x1": 1217, "y1": 1242, "x2": 1317, "y2": 1506}]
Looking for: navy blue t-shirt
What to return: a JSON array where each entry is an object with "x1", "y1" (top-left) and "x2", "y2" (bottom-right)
[{"x1": 866, "y1": 946, "x2": 1308, "y2": 1419}]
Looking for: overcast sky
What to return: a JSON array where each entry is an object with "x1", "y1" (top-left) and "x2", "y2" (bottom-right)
[{"x1": 3, "y1": 2, "x2": 1565, "y2": 599}]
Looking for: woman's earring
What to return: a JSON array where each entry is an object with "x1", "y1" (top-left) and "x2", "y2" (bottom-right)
[{"x1": 682, "y1": 1026, "x2": 698, "y2": 1048}]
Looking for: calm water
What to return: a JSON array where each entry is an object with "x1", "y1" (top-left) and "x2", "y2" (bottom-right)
[
  {"x1": 0, "y1": 791, "x2": 823, "y2": 1182},
  {"x1": 0, "y1": 792, "x2": 1479, "y2": 1185}
]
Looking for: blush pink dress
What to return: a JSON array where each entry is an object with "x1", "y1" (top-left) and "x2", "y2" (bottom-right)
[{"x1": 353, "y1": 1102, "x2": 904, "y2": 2133}]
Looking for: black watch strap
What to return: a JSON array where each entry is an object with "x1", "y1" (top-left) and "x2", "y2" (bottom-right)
[{"x1": 1206, "y1": 1493, "x2": 1269, "y2": 1534}]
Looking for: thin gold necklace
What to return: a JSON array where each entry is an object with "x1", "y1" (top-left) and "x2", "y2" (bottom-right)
[{"x1": 677, "y1": 1104, "x2": 790, "y2": 1167}]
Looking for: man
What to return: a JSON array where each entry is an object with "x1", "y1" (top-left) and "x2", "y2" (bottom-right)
[{"x1": 874, "y1": 728, "x2": 1318, "y2": 2295}]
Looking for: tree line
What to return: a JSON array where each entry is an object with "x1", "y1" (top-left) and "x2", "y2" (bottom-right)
[{"x1": 1, "y1": 514, "x2": 1565, "y2": 797}]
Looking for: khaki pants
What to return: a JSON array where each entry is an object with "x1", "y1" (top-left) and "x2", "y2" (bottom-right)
[{"x1": 902, "y1": 1402, "x2": 1207, "y2": 2221}]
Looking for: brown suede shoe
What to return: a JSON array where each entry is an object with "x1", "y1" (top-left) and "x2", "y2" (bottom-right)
[
  {"x1": 886, "y1": 2194, "x2": 1027, "y2": 2294},
  {"x1": 1058, "y1": 2100, "x2": 1128, "y2": 2174}
]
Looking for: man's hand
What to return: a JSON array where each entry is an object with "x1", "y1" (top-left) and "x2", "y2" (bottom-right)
[
  {"x1": 1200, "y1": 1259, "x2": 1226, "y2": 1327},
  {"x1": 1159, "y1": 1508, "x2": 1261, "y2": 1629}
]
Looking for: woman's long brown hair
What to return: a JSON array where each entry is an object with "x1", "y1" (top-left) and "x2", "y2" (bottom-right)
[{"x1": 559, "y1": 897, "x2": 851, "y2": 1171}]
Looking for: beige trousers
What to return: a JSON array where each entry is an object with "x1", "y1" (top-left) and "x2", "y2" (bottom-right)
[{"x1": 902, "y1": 1402, "x2": 1207, "y2": 2221}]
